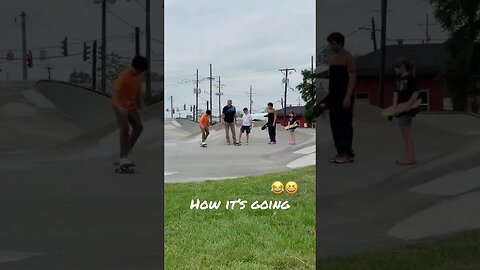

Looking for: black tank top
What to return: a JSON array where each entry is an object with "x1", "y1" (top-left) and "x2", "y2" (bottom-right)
[
  {"x1": 267, "y1": 112, "x2": 275, "y2": 125},
  {"x1": 328, "y1": 65, "x2": 350, "y2": 104}
]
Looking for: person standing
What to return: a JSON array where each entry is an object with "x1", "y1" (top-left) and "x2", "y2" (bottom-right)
[
  {"x1": 266, "y1": 102, "x2": 277, "y2": 144},
  {"x1": 111, "y1": 55, "x2": 148, "y2": 166},
  {"x1": 393, "y1": 57, "x2": 419, "y2": 165},
  {"x1": 325, "y1": 32, "x2": 357, "y2": 164},
  {"x1": 287, "y1": 111, "x2": 299, "y2": 145},
  {"x1": 222, "y1": 100, "x2": 238, "y2": 145},
  {"x1": 237, "y1": 108, "x2": 253, "y2": 145}
]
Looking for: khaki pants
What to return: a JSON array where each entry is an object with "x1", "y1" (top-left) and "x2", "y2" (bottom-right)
[
  {"x1": 224, "y1": 122, "x2": 236, "y2": 144},
  {"x1": 113, "y1": 105, "x2": 143, "y2": 157}
]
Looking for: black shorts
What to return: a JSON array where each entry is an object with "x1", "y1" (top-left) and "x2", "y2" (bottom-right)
[{"x1": 240, "y1": 126, "x2": 251, "y2": 134}]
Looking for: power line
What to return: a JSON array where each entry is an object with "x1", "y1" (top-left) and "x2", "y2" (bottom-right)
[{"x1": 107, "y1": 9, "x2": 163, "y2": 45}]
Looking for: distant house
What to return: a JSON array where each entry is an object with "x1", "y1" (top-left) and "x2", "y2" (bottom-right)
[
  {"x1": 318, "y1": 43, "x2": 454, "y2": 111},
  {"x1": 275, "y1": 106, "x2": 306, "y2": 127}
]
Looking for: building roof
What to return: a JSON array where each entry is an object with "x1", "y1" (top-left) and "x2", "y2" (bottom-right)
[
  {"x1": 317, "y1": 43, "x2": 446, "y2": 78},
  {"x1": 277, "y1": 105, "x2": 305, "y2": 117}
]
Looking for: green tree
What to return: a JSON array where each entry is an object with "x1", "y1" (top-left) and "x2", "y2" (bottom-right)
[
  {"x1": 430, "y1": 0, "x2": 480, "y2": 112},
  {"x1": 296, "y1": 69, "x2": 316, "y2": 127}
]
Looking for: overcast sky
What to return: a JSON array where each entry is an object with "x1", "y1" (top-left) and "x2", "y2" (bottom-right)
[
  {"x1": 0, "y1": 0, "x2": 162, "y2": 82},
  {"x1": 165, "y1": 0, "x2": 315, "y2": 117}
]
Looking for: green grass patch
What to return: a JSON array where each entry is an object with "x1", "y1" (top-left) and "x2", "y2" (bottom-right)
[
  {"x1": 165, "y1": 166, "x2": 316, "y2": 270},
  {"x1": 318, "y1": 230, "x2": 480, "y2": 270}
]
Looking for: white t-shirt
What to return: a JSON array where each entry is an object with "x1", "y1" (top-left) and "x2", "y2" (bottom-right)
[{"x1": 242, "y1": 114, "x2": 252, "y2": 126}]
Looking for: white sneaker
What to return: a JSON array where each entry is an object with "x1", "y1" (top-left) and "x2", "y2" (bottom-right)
[{"x1": 119, "y1": 157, "x2": 131, "y2": 166}]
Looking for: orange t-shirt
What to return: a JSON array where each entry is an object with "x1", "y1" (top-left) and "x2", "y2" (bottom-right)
[
  {"x1": 112, "y1": 69, "x2": 144, "y2": 109},
  {"x1": 200, "y1": 114, "x2": 209, "y2": 127}
]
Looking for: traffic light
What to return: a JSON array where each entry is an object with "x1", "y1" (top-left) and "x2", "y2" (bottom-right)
[
  {"x1": 184, "y1": 104, "x2": 186, "y2": 110},
  {"x1": 190, "y1": 105, "x2": 192, "y2": 112},
  {"x1": 172, "y1": 108, "x2": 175, "y2": 114},
  {"x1": 26, "y1": 50, "x2": 33, "y2": 68},
  {"x1": 61, "y1": 37, "x2": 68, "y2": 56},
  {"x1": 83, "y1": 42, "x2": 91, "y2": 61}
]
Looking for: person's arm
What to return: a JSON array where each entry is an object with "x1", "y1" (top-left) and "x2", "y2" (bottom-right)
[
  {"x1": 221, "y1": 108, "x2": 225, "y2": 123},
  {"x1": 393, "y1": 92, "x2": 399, "y2": 114},
  {"x1": 112, "y1": 73, "x2": 128, "y2": 113},
  {"x1": 344, "y1": 53, "x2": 357, "y2": 108},
  {"x1": 136, "y1": 88, "x2": 145, "y2": 111},
  {"x1": 405, "y1": 78, "x2": 420, "y2": 111},
  {"x1": 273, "y1": 109, "x2": 277, "y2": 126}
]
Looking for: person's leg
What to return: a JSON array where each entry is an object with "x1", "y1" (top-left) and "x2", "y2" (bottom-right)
[
  {"x1": 230, "y1": 123, "x2": 237, "y2": 143},
  {"x1": 268, "y1": 125, "x2": 274, "y2": 143},
  {"x1": 405, "y1": 127, "x2": 415, "y2": 161},
  {"x1": 205, "y1": 127, "x2": 210, "y2": 141},
  {"x1": 112, "y1": 105, "x2": 130, "y2": 157},
  {"x1": 239, "y1": 127, "x2": 244, "y2": 143},
  {"x1": 246, "y1": 132, "x2": 249, "y2": 144},
  {"x1": 224, "y1": 122, "x2": 231, "y2": 144},
  {"x1": 272, "y1": 125, "x2": 276, "y2": 143},
  {"x1": 201, "y1": 127, "x2": 206, "y2": 143},
  {"x1": 329, "y1": 105, "x2": 341, "y2": 156},
  {"x1": 127, "y1": 109, "x2": 144, "y2": 152},
  {"x1": 342, "y1": 106, "x2": 354, "y2": 156}
]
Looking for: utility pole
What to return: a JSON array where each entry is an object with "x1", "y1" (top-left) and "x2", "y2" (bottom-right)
[
  {"x1": 101, "y1": 0, "x2": 106, "y2": 93},
  {"x1": 21, "y1": 12, "x2": 27, "y2": 81},
  {"x1": 249, "y1": 85, "x2": 253, "y2": 113},
  {"x1": 279, "y1": 68, "x2": 296, "y2": 126},
  {"x1": 208, "y1": 64, "x2": 214, "y2": 123},
  {"x1": 46, "y1": 59, "x2": 52, "y2": 80},
  {"x1": 135, "y1": 27, "x2": 140, "y2": 56},
  {"x1": 358, "y1": 17, "x2": 378, "y2": 52},
  {"x1": 195, "y1": 69, "x2": 199, "y2": 122},
  {"x1": 170, "y1": 96, "x2": 173, "y2": 118},
  {"x1": 215, "y1": 76, "x2": 224, "y2": 117},
  {"x1": 145, "y1": 0, "x2": 152, "y2": 103},
  {"x1": 371, "y1": 17, "x2": 378, "y2": 51},
  {"x1": 379, "y1": 0, "x2": 388, "y2": 108},
  {"x1": 418, "y1": 13, "x2": 437, "y2": 44},
  {"x1": 92, "y1": 41, "x2": 97, "y2": 90}
]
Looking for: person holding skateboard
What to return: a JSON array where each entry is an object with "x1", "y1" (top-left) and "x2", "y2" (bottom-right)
[
  {"x1": 287, "y1": 111, "x2": 299, "y2": 145},
  {"x1": 222, "y1": 100, "x2": 238, "y2": 145},
  {"x1": 266, "y1": 102, "x2": 277, "y2": 144},
  {"x1": 325, "y1": 32, "x2": 357, "y2": 164},
  {"x1": 237, "y1": 107, "x2": 253, "y2": 145},
  {"x1": 112, "y1": 55, "x2": 148, "y2": 167},
  {"x1": 199, "y1": 110, "x2": 212, "y2": 147},
  {"x1": 393, "y1": 57, "x2": 419, "y2": 165}
]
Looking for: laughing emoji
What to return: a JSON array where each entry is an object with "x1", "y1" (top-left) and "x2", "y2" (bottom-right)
[
  {"x1": 271, "y1": 181, "x2": 284, "y2": 195},
  {"x1": 285, "y1": 181, "x2": 298, "y2": 195}
]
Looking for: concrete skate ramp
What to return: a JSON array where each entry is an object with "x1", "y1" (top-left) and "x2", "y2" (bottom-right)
[
  {"x1": 0, "y1": 82, "x2": 84, "y2": 152},
  {"x1": 35, "y1": 80, "x2": 114, "y2": 130}
]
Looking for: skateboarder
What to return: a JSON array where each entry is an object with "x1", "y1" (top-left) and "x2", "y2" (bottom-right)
[
  {"x1": 199, "y1": 110, "x2": 212, "y2": 147},
  {"x1": 222, "y1": 100, "x2": 238, "y2": 145},
  {"x1": 325, "y1": 32, "x2": 357, "y2": 163},
  {"x1": 266, "y1": 102, "x2": 277, "y2": 144},
  {"x1": 112, "y1": 55, "x2": 148, "y2": 166},
  {"x1": 237, "y1": 108, "x2": 253, "y2": 145},
  {"x1": 287, "y1": 111, "x2": 299, "y2": 145},
  {"x1": 393, "y1": 57, "x2": 419, "y2": 165}
]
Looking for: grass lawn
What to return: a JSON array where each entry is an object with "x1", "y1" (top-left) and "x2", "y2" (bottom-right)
[
  {"x1": 165, "y1": 166, "x2": 316, "y2": 270},
  {"x1": 318, "y1": 230, "x2": 480, "y2": 270}
]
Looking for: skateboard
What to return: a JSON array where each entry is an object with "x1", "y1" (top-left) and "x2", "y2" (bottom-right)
[
  {"x1": 114, "y1": 161, "x2": 136, "y2": 174},
  {"x1": 382, "y1": 99, "x2": 421, "y2": 117},
  {"x1": 285, "y1": 122, "x2": 299, "y2": 130}
]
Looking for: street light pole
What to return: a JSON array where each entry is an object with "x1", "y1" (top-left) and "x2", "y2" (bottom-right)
[
  {"x1": 101, "y1": 0, "x2": 107, "y2": 93},
  {"x1": 379, "y1": 0, "x2": 387, "y2": 108}
]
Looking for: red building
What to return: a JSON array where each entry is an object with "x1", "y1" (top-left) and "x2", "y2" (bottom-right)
[{"x1": 319, "y1": 43, "x2": 453, "y2": 111}]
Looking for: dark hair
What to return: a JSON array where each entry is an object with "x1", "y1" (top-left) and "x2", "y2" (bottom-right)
[
  {"x1": 327, "y1": 32, "x2": 345, "y2": 47},
  {"x1": 267, "y1": 102, "x2": 273, "y2": 107},
  {"x1": 289, "y1": 111, "x2": 295, "y2": 116},
  {"x1": 243, "y1": 108, "x2": 248, "y2": 111},
  {"x1": 131, "y1": 55, "x2": 148, "y2": 72},
  {"x1": 206, "y1": 110, "x2": 211, "y2": 115},
  {"x1": 394, "y1": 57, "x2": 415, "y2": 74}
]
